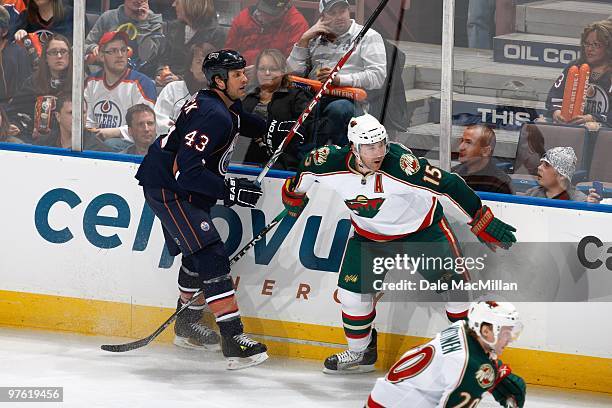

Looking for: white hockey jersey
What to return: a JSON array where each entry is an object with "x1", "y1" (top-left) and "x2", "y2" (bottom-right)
[
  {"x1": 367, "y1": 321, "x2": 500, "y2": 408},
  {"x1": 293, "y1": 144, "x2": 482, "y2": 241},
  {"x1": 84, "y1": 68, "x2": 157, "y2": 141}
]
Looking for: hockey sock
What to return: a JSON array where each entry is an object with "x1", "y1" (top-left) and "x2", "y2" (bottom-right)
[
  {"x1": 445, "y1": 301, "x2": 469, "y2": 322},
  {"x1": 178, "y1": 260, "x2": 206, "y2": 310},
  {"x1": 203, "y1": 275, "x2": 243, "y2": 338},
  {"x1": 338, "y1": 288, "x2": 375, "y2": 352}
]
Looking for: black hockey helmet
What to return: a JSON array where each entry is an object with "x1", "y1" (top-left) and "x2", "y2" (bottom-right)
[{"x1": 202, "y1": 49, "x2": 247, "y2": 89}]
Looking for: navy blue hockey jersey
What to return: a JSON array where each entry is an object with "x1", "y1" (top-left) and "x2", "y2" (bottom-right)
[{"x1": 136, "y1": 89, "x2": 266, "y2": 208}]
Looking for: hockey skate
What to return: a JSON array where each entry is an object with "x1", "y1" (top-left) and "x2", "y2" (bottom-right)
[
  {"x1": 222, "y1": 333, "x2": 268, "y2": 370},
  {"x1": 323, "y1": 328, "x2": 377, "y2": 374},
  {"x1": 173, "y1": 299, "x2": 221, "y2": 351}
]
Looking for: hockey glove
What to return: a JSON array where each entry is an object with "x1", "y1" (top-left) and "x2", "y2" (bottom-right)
[
  {"x1": 224, "y1": 177, "x2": 262, "y2": 208},
  {"x1": 264, "y1": 120, "x2": 305, "y2": 155},
  {"x1": 469, "y1": 205, "x2": 517, "y2": 251},
  {"x1": 281, "y1": 177, "x2": 309, "y2": 218},
  {"x1": 489, "y1": 364, "x2": 526, "y2": 408}
]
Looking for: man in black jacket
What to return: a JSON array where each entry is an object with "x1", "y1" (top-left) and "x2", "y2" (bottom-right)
[{"x1": 451, "y1": 125, "x2": 513, "y2": 195}]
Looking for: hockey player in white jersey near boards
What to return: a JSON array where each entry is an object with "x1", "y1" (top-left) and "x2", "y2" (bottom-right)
[
  {"x1": 281, "y1": 114, "x2": 517, "y2": 374},
  {"x1": 367, "y1": 301, "x2": 526, "y2": 408}
]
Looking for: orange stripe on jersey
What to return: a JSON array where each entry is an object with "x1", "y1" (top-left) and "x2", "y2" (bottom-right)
[
  {"x1": 174, "y1": 193, "x2": 203, "y2": 248},
  {"x1": 161, "y1": 188, "x2": 193, "y2": 253}
]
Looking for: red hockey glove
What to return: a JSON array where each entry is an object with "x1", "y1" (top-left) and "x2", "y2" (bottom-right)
[
  {"x1": 281, "y1": 177, "x2": 308, "y2": 218},
  {"x1": 489, "y1": 363, "x2": 526, "y2": 408},
  {"x1": 469, "y1": 205, "x2": 517, "y2": 251}
]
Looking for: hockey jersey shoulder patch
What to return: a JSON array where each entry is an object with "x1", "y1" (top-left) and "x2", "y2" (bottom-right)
[
  {"x1": 399, "y1": 153, "x2": 421, "y2": 176},
  {"x1": 301, "y1": 145, "x2": 347, "y2": 172},
  {"x1": 305, "y1": 146, "x2": 332, "y2": 166}
]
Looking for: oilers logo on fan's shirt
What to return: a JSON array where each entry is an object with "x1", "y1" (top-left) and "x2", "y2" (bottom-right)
[
  {"x1": 584, "y1": 83, "x2": 610, "y2": 122},
  {"x1": 548, "y1": 65, "x2": 612, "y2": 127},
  {"x1": 93, "y1": 100, "x2": 123, "y2": 128},
  {"x1": 84, "y1": 68, "x2": 157, "y2": 131}
]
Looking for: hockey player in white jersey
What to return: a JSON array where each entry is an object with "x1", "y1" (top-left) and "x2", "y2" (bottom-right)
[
  {"x1": 281, "y1": 114, "x2": 517, "y2": 374},
  {"x1": 366, "y1": 301, "x2": 526, "y2": 408}
]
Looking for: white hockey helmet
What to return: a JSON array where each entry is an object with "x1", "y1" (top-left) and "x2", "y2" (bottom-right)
[
  {"x1": 347, "y1": 113, "x2": 388, "y2": 152},
  {"x1": 468, "y1": 301, "x2": 522, "y2": 347}
]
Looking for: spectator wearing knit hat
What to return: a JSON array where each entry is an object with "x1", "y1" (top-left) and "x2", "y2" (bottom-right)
[{"x1": 526, "y1": 147, "x2": 600, "y2": 203}]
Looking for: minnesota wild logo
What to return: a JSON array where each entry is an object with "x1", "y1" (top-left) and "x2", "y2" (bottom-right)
[
  {"x1": 345, "y1": 195, "x2": 385, "y2": 218},
  {"x1": 304, "y1": 146, "x2": 330, "y2": 167},
  {"x1": 400, "y1": 153, "x2": 420, "y2": 176},
  {"x1": 475, "y1": 364, "x2": 495, "y2": 388}
]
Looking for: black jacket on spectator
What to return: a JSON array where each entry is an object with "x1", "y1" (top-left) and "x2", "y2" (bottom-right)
[
  {"x1": 451, "y1": 158, "x2": 513, "y2": 195},
  {"x1": 0, "y1": 42, "x2": 32, "y2": 105},
  {"x1": 160, "y1": 16, "x2": 227, "y2": 77},
  {"x1": 242, "y1": 86, "x2": 314, "y2": 170},
  {"x1": 7, "y1": 75, "x2": 68, "y2": 142}
]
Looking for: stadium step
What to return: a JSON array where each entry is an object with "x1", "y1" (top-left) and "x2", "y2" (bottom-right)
[
  {"x1": 404, "y1": 89, "x2": 439, "y2": 126},
  {"x1": 493, "y1": 33, "x2": 581, "y2": 69},
  {"x1": 395, "y1": 122, "x2": 520, "y2": 159},
  {"x1": 515, "y1": 0, "x2": 612, "y2": 38},
  {"x1": 396, "y1": 41, "x2": 561, "y2": 103}
]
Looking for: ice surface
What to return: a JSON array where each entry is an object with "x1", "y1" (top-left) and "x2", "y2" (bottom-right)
[{"x1": 0, "y1": 327, "x2": 611, "y2": 408}]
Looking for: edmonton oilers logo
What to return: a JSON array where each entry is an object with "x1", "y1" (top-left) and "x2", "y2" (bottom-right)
[
  {"x1": 218, "y1": 134, "x2": 238, "y2": 175},
  {"x1": 93, "y1": 100, "x2": 122, "y2": 128}
]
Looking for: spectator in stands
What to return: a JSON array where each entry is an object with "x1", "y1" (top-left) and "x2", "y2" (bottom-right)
[
  {"x1": 156, "y1": 0, "x2": 226, "y2": 87},
  {"x1": 547, "y1": 19, "x2": 612, "y2": 129},
  {"x1": 120, "y1": 103, "x2": 155, "y2": 155},
  {"x1": 155, "y1": 42, "x2": 208, "y2": 135},
  {"x1": 287, "y1": 0, "x2": 386, "y2": 146},
  {"x1": 514, "y1": 124, "x2": 545, "y2": 176},
  {"x1": 0, "y1": 5, "x2": 32, "y2": 105},
  {"x1": 225, "y1": 0, "x2": 308, "y2": 70},
  {"x1": 8, "y1": 33, "x2": 71, "y2": 141},
  {"x1": 12, "y1": 0, "x2": 79, "y2": 43},
  {"x1": 526, "y1": 146, "x2": 601, "y2": 203},
  {"x1": 34, "y1": 94, "x2": 110, "y2": 151},
  {"x1": 0, "y1": 104, "x2": 23, "y2": 143},
  {"x1": 451, "y1": 124, "x2": 513, "y2": 194},
  {"x1": 84, "y1": 31, "x2": 156, "y2": 152},
  {"x1": 85, "y1": 0, "x2": 163, "y2": 77},
  {"x1": 242, "y1": 48, "x2": 314, "y2": 170}
]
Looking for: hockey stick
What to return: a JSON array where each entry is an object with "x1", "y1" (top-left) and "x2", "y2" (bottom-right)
[
  {"x1": 254, "y1": 0, "x2": 391, "y2": 186},
  {"x1": 101, "y1": 209, "x2": 289, "y2": 352}
]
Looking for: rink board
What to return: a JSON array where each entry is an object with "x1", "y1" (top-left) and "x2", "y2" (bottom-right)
[{"x1": 0, "y1": 146, "x2": 611, "y2": 393}]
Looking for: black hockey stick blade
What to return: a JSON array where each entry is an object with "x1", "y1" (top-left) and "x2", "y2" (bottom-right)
[{"x1": 101, "y1": 289, "x2": 203, "y2": 352}]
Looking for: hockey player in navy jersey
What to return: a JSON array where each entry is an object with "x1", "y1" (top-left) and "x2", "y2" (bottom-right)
[{"x1": 136, "y1": 49, "x2": 268, "y2": 370}]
